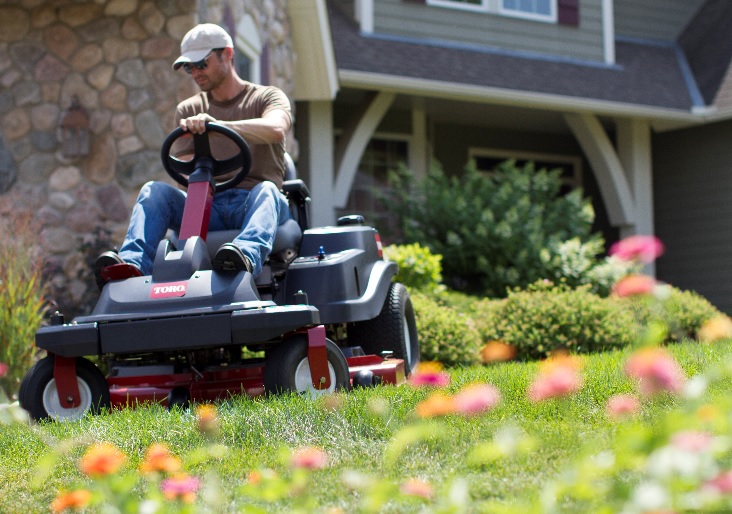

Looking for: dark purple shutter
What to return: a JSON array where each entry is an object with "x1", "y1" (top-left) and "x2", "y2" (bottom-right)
[
  {"x1": 558, "y1": 0, "x2": 579, "y2": 26},
  {"x1": 403, "y1": 0, "x2": 426, "y2": 4}
]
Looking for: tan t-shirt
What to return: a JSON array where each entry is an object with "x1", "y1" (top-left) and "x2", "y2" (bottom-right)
[{"x1": 173, "y1": 83, "x2": 292, "y2": 189}]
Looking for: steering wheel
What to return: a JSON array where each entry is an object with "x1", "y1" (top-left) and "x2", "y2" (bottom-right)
[{"x1": 160, "y1": 122, "x2": 252, "y2": 193}]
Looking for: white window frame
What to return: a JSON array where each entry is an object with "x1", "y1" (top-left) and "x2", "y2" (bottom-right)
[
  {"x1": 235, "y1": 15, "x2": 262, "y2": 84},
  {"x1": 469, "y1": 147, "x2": 583, "y2": 190},
  {"x1": 427, "y1": 0, "x2": 557, "y2": 23}
]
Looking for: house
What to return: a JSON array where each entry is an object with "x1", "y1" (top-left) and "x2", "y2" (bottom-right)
[{"x1": 288, "y1": 0, "x2": 732, "y2": 311}]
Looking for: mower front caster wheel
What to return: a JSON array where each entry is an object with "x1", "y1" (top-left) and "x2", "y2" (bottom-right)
[
  {"x1": 19, "y1": 355, "x2": 110, "y2": 422},
  {"x1": 264, "y1": 335, "x2": 350, "y2": 396}
]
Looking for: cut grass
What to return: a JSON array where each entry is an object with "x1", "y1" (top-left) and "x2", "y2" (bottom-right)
[{"x1": 1, "y1": 340, "x2": 731, "y2": 513}]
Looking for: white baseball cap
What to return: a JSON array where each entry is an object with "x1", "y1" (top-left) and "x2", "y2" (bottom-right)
[{"x1": 173, "y1": 24, "x2": 233, "y2": 70}]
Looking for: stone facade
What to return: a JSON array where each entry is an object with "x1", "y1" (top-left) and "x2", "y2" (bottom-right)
[{"x1": 0, "y1": 0, "x2": 295, "y2": 317}]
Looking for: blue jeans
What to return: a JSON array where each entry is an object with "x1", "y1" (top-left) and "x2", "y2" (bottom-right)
[{"x1": 118, "y1": 181, "x2": 291, "y2": 277}]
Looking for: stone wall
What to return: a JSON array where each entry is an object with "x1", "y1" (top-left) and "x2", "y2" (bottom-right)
[{"x1": 0, "y1": 0, "x2": 294, "y2": 317}]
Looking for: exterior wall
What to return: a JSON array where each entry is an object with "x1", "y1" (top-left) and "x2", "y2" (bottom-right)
[
  {"x1": 614, "y1": 0, "x2": 705, "y2": 41},
  {"x1": 372, "y1": 0, "x2": 606, "y2": 63},
  {"x1": 0, "y1": 0, "x2": 294, "y2": 317},
  {"x1": 653, "y1": 119, "x2": 732, "y2": 314}
]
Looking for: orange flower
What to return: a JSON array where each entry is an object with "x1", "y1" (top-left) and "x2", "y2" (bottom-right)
[
  {"x1": 291, "y1": 446, "x2": 329, "y2": 470},
  {"x1": 697, "y1": 315, "x2": 732, "y2": 342},
  {"x1": 195, "y1": 404, "x2": 219, "y2": 436},
  {"x1": 408, "y1": 362, "x2": 450, "y2": 388},
  {"x1": 51, "y1": 489, "x2": 92, "y2": 513},
  {"x1": 453, "y1": 383, "x2": 501, "y2": 415},
  {"x1": 480, "y1": 340, "x2": 517, "y2": 363},
  {"x1": 415, "y1": 392, "x2": 455, "y2": 418},
  {"x1": 612, "y1": 274, "x2": 656, "y2": 297},
  {"x1": 79, "y1": 443, "x2": 127, "y2": 478},
  {"x1": 140, "y1": 443, "x2": 182, "y2": 474},
  {"x1": 605, "y1": 394, "x2": 641, "y2": 420},
  {"x1": 161, "y1": 473, "x2": 200, "y2": 503},
  {"x1": 625, "y1": 346, "x2": 685, "y2": 396},
  {"x1": 609, "y1": 235, "x2": 664, "y2": 263},
  {"x1": 528, "y1": 354, "x2": 583, "y2": 402},
  {"x1": 400, "y1": 478, "x2": 433, "y2": 499}
]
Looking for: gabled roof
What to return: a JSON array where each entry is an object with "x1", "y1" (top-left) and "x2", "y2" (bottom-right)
[{"x1": 327, "y1": 0, "x2": 723, "y2": 123}]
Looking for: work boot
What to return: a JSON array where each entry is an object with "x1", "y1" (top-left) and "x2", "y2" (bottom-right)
[{"x1": 213, "y1": 243, "x2": 253, "y2": 273}]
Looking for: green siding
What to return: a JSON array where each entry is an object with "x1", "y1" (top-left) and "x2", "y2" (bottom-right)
[
  {"x1": 372, "y1": 0, "x2": 606, "y2": 63},
  {"x1": 614, "y1": 0, "x2": 705, "y2": 41}
]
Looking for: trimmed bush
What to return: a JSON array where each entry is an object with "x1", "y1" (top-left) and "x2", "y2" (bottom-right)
[
  {"x1": 411, "y1": 291, "x2": 482, "y2": 366},
  {"x1": 0, "y1": 212, "x2": 48, "y2": 395},
  {"x1": 383, "y1": 243, "x2": 443, "y2": 292}
]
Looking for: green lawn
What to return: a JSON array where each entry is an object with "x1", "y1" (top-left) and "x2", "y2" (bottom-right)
[{"x1": 1, "y1": 340, "x2": 731, "y2": 513}]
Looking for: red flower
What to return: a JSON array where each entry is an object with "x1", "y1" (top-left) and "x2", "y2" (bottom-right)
[
  {"x1": 625, "y1": 347, "x2": 685, "y2": 396},
  {"x1": 609, "y1": 235, "x2": 664, "y2": 263},
  {"x1": 612, "y1": 274, "x2": 656, "y2": 297}
]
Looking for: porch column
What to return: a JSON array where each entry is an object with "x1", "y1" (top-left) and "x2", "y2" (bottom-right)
[{"x1": 306, "y1": 101, "x2": 336, "y2": 227}]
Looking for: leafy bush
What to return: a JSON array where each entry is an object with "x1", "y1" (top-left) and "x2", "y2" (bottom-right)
[
  {"x1": 620, "y1": 286, "x2": 723, "y2": 343},
  {"x1": 468, "y1": 280, "x2": 639, "y2": 360},
  {"x1": 383, "y1": 243, "x2": 443, "y2": 292},
  {"x1": 386, "y1": 160, "x2": 600, "y2": 297},
  {"x1": 411, "y1": 291, "x2": 482, "y2": 366},
  {"x1": 0, "y1": 212, "x2": 48, "y2": 395}
]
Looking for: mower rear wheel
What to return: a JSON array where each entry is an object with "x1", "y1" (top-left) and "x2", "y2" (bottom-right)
[
  {"x1": 348, "y1": 282, "x2": 420, "y2": 376},
  {"x1": 19, "y1": 355, "x2": 110, "y2": 422},
  {"x1": 264, "y1": 335, "x2": 350, "y2": 396}
]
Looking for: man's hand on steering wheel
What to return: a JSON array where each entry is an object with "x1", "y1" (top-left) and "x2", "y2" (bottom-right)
[{"x1": 180, "y1": 113, "x2": 219, "y2": 134}]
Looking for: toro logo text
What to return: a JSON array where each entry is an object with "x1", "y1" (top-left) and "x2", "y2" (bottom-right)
[{"x1": 150, "y1": 281, "x2": 188, "y2": 299}]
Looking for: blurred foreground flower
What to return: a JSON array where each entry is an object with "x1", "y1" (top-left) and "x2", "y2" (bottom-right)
[
  {"x1": 612, "y1": 274, "x2": 657, "y2": 297},
  {"x1": 705, "y1": 470, "x2": 732, "y2": 494},
  {"x1": 528, "y1": 354, "x2": 583, "y2": 402},
  {"x1": 480, "y1": 340, "x2": 517, "y2": 363},
  {"x1": 670, "y1": 430, "x2": 713, "y2": 452},
  {"x1": 0, "y1": 362, "x2": 7, "y2": 378},
  {"x1": 140, "y1": 443, "x2": 181, "y2": 474},
  {"x1": 51, "y1": 489, "x2": 92, "y2": 513},
  {"x1": 291, "y1": 446, "x2": 328, "y2": 470},
  {"x1": 195, "y1": 403, "x2": 219, "y2": 437},
  {"x1": 625, "y1": 347, "x2": 685, "y2": 396},
  {"x1": 408, "y1": 362, "x2": 450, "y2": 388},
  {"x1": 79, "y1": 442, "x2": 127, "y2": 478},
  {"x1": 609, "y1": 235, "x2": 664, "y2": 263},
  {"x1": 697, "y1": 315, "x2": 732, "y2": 342},
  {"x1": 400, "y1": 478, "x2": 433, "y2": 499},
  {"x1": 605, "y1": 394, "x2": 641, "y2": 420},
  {"x1": 453, "y1": 383, "x2": 501, "y2": 415},
  {"x1": 161, "y1": 473, "x2": 200, "y2": 503},
  {"x1": 415, "y1": 392, "x2": 455, "y2": 418}
]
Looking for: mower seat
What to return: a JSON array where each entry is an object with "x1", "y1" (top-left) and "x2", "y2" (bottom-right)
[{"x1": 203, "y1": 218, "x2": 302, "y2": 264}]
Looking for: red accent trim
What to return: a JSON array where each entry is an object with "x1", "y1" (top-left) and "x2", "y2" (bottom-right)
[
  {"x1": 101, "y1": 263, "x2": 142, "y2": 282},
  {"x1": 306, "y1": 326, "x2": 331, "y2": 390},
  {"x1": 347, "y1": 355, "x2": 406, "y2": 385},
  {"x1": 53, "y1": 355, "x2": 81, "y2": 408},
  {"x1": 558, "y1": 0, "x2": 579, "y2": 26},
  {"x1": 178, "y1": 180, "x2": 214, "y2": 241},
  {"x1": 374, "y1": 232, "x2": 383, "y2": 259}
]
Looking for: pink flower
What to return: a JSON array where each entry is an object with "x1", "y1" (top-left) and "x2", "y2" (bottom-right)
[
  {"x1": 624, "y1": 347, "x2": 686, "y2": 396},
  {"x1": 452, "y1": 383, "x2": 501, "y2": 415},
  {"x1": 609, "y1": 235, "x2": 665, "y2": 263},
  {"x1": 528, "y1": 356, "x2": 583, "y2": 402},
  {"x1": 704, "y1": 470, "x2": 732, "y2": 493},
  {"x1": 400, "y1": 478, "x2": 433, "y2": 499},
  {"x1": 161, "y1": 473, "x2": 200, "y2": 503},
  {"x1": 408, "y1": 362, "x2": 450, "y2": 388},
  {"x1": 0, "y1": 363, "x2": 7, "y2": 378},
  {"x1": 291, "y1": 446, "x2": 328, "y2": 470},
  {"x1": 605, "y1": 394, "x2": 641, "y2": 420},
  {"x1": 670, "y1": 430, "x2": 713, "y2": 452},
  {"x1": 612, "y1": 274, "x2": 656, "y2": 297}
]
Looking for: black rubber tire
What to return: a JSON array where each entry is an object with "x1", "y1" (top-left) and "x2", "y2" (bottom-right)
[
  {"x1": 348, "y1": 282, "x2": 420, "y2": 376},
  {"x1": 19, "y1": 355, "x2": 110, "y2": 422},
  {"x1": 167, "y1": 387, "x2": 190, "y2": 411},
  {"x1": 263, "y1": 335, "x2": 350, "y2": 396}
]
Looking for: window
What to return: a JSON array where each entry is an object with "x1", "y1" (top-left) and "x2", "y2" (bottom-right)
[
  {"x1": 235, "y1": 15, "x2": 262, "y2": 83},
  {"x1": 469, "y1": 147, "x2": 582, "y2": 195},
  {"x1": 427, "y1": 0, "x2": 557, "y2": 22},
  {"x1": 338, "y1": 137, "x2": 409, "y2": 238}
]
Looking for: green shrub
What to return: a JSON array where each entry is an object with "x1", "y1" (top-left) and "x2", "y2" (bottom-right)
[
  {"x1": 386, "y1": 160, "x2": 601, "y2": 297},
  {"x1": 620, "y1": 286, "x2": 723, "y2": 343},
  {"x1": 472, "y1": 280, "x2": 639, "y2": 360},
  {"x1": 0, "y1": 212, "x2": 48, "y2": 395},
  {"x1": 411, "y1": 291, "x2": 482, "y2": 366},
  {"x1": 383, "y1": 243, "x2": 443, "y2": 292}
]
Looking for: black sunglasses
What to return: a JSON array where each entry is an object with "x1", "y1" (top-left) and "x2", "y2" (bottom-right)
[{"x1": 182, "y1": 49, "x2": 224, "y2": 74}]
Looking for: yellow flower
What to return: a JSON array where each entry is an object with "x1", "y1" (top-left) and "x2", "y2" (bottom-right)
[{"x1": 195, "y1": 404, "x2": 219, "y2": 436}]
